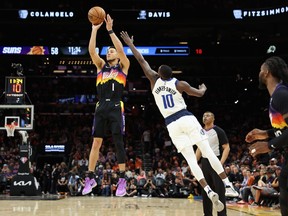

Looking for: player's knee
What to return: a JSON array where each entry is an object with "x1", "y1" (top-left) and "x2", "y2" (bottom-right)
[{"x1": 91, "y1": 138, "x2": 102, "y2": 150}]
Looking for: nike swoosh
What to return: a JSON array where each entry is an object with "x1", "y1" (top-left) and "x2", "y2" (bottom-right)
[{"x1": 115, "y1": 104, "x2": 120, "y2": 107}]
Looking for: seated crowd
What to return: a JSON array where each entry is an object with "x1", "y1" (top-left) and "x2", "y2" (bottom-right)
[{"x1": 0, "y1": 112, "x2": 284, "y2": 209}]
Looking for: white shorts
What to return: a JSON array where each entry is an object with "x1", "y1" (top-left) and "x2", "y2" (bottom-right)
[{"x1": 166, "y1": 115, "x2": 208, "y2": 152}]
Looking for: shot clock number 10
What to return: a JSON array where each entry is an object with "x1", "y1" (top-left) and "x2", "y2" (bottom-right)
[{"x1": 5, "y1": 77, "x2": 26, "y2": 104}]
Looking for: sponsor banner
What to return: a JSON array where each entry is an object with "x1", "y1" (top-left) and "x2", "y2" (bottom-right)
[{"x1": 45, "y1": 144, "x2": 65, "y2": 153}]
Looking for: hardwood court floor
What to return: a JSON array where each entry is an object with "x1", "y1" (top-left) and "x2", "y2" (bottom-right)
[{"x1": 0, "y1": 196, "x2": 281, "y2": 216}]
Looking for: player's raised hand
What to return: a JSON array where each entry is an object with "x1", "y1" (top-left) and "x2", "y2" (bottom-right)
[
  {"x1": 120, "y1": 31, "x2": 134, "y2": 45},
  {"x1": 105, "y1": 14, "x2": 113, "y2": 31}
]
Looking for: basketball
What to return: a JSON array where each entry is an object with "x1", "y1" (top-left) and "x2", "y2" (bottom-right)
[{"x1": 88, "y1": 6, "x2": 106, "y2": 25}]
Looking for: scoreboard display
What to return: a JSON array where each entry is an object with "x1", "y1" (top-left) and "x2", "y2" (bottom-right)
[
  {"x1": 101, "y1": 46, "x2": 190, "y2": 56},
  {"x1": 50, "y1": 46, "x2": 89, "y2": 55},
  {"x1": 5, "y1": 77, "x2": 26, "y2": 104},
  {"x1": 0, "y1": 45, "x2": 193, "y2": 56}
]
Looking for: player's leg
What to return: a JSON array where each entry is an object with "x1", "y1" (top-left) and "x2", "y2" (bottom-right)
[
  {"x1": 197, "y1": 139, "x2": 239, "y2": 198},
  {"x1": 180, "y1": 145, "x2": 224, "y2": 212},
  {"x1": 110, "y1": 101, "x2": 127, "y2": 197},
  {"x1": 278, "y1": 166, "x2": 288, "y2": 216},
  {"x1": 82, "y1": 113, "x2": 104, "y2": 195},
  {"x1": 167, "y1": 119, "x2": 224, "y2": 212},
  {"x1": 208, "y1": 160, "x2": 227, "y2": 216},
  {"x1": 200, "y1": 158, "x2": 214, "y2": 216}
]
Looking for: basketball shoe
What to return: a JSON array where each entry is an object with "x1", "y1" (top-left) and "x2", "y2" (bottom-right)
[
  {"x1": 225, "y1": 182, "x2": 239, "y2": 198},
  {"x1": 115, "y1": 178, "x2": 126, "y2": 197},
  {"x1": 208, "y1": 191, "x2": 224, "y2": 212},
  {"x1": 82, "y1": 177, "x2": 97, "y2": 195}
]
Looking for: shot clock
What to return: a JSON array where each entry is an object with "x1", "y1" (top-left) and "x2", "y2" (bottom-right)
[{"x1": 5, "y1": 77, "x2": 26, "y2": 104}]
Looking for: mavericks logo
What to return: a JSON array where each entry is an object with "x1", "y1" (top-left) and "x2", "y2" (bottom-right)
[{"x1": 200, "y1": 129, "x2": 205, "y2": 135}]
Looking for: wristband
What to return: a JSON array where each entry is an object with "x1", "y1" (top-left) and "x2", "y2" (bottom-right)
[
  {"x1": 108, "y1": 30, "x2": 114, "y2": 34},
  {"x1": 267, "y1": 129, "x2": 275, "y2": 138}
]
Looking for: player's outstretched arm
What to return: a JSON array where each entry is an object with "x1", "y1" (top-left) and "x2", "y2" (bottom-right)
[
  {"x1": 105, "y1": 15, "x2": 130, "y2": 74},
  {"x1": 88, "y1": 23, "x2": 105, "y2": 70},
  {"x1": 120, "y1": 31, "x2": 158, "y2": 87},
  {"x1": 176, "y1": 81, "x2": 207, "y2": 97}
]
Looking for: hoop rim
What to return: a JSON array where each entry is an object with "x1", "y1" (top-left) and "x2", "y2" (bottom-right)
[
  {"x1": 5, "y1": 124, "x2": 16, "y2": 128},
  {"x1": 5, "y1": 123, "x2": 16, "y2": 137},
  {"x1": 5, "y1": 121, "x2": 18, "y2": 129}
]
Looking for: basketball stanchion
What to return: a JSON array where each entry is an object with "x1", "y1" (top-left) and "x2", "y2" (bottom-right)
[
  {"x1": 9, "y1": 129, "x2": 41, "y2": 196},
  {"x1": 2, "y1": 70, "x2": 41, "y2": 196}
]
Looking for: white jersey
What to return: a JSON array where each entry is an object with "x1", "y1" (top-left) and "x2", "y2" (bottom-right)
[{"x1": 152, "y1": 77, "x2": 187, "y2": 118}]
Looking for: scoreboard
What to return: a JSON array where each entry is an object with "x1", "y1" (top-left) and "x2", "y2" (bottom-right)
[
  {"x1": 101, "y1": 46, "x2": 189, "y2": 56},
  {"x1": 50, "y1": 46, "x2": 89, "y2": 55},
  {"x1": 5, "y1": 77, "x2": 26, "y2": 104},
  {"x1": 0, "y1": 45, "x2": 194, "y2": 56}
]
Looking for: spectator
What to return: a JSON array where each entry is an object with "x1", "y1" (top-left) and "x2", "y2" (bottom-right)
[
  {"x1": 40, "y1": 163, "x2": 52, "y2": 195},
  {"x1": 68, "y1": 172, "x2": 80, "y2": 196},
  {"x1": 237, "y1": 169, "x2": 255, "y2": 204},
  {"x1": 136, "y1": 170, "x2": 147, "y2": 197},
  {"x1": 155, "y1": 168, "x2": 165, "y2": 180},
  {"x1": 250, "y1": 168, "x2": 278, "y2": 206},
  {"x1": 51, "y1": 163, "x2": 61, "y2": 194},
  {"x1": 57, "y1": 170, "x2": 68, "y2": 196},
  {"x1": 101, "y1": 171, "x2": 111, "y2": 196},
  {"x1": 110, "y1": 172, "x2": 118, "y2": 196},
  {"x1": 126, "y1": 178, "x2": 137, "y2": 197},
  {"x1": 143, "y1": 171, "x2": 157, "y2": 197},
  {"x1": 135, "y1": 156, "x2": 143, "y2": 175},
  {"x1": 142, "y1": 127, "x2": 151, "y2": 154}
]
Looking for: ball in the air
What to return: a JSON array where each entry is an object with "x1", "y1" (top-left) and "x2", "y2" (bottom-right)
[{"x1": 88, "y1": 6, "x2": 106, "y2": 25}]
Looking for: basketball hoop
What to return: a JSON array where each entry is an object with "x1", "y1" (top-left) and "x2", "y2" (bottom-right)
[{"x1": 5, "y1": 121, "x2": 17, "y2": 137}]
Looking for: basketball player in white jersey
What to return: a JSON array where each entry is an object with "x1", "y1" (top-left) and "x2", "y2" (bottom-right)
[{"x1": 120, "y1": 31, "x2": 238, "y2": 212}]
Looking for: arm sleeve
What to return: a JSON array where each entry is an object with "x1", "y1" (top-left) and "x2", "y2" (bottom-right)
[
  {"x1": 268, "y1": 120, "x2": 288, "y2": 149},
  {"x1": 272, "y1": 87, "x2": 288, "y2": 114},
  {"x1": 267, "y1": 129, "x2": 276, "y2": 138},
  {"x1": 268, "y1": 88, "x2": 288, "y2": 149}
]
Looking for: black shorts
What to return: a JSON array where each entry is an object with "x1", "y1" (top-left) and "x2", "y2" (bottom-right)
[{"x1": 92, "y1": 100, "x2": 125, "y2": 137}]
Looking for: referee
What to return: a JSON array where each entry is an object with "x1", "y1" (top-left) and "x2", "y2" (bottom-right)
[{"x1": 196, "y1": 111, "x2": 230, "y2": 216}]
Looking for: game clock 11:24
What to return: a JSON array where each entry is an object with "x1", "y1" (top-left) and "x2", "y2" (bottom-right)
[{"x1": 5, "y1": 76, "x2": 25, "y2": 104}]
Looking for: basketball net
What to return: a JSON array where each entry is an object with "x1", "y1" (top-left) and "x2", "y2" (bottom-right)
[{"x1": 5, "y1": 121, "x2": 17, "y2": 137}]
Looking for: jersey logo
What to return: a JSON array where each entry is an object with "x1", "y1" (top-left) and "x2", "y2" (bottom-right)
[
  {"x1": 200, "y1": 129, "x2": 205, "y2": 135},
  {"x1": 102, "y1": 71, "x2": 118, "y2": 80}
]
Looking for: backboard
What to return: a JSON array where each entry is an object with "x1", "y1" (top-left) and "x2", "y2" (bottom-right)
[{"x1": 0, "y1": 105, "x2": 34, "y2": 130}]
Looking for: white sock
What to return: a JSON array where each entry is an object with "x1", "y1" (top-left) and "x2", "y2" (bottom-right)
[
  {"x1": 222, "y1": 177, "x2": 230, "y2": 186},
  {"x1": 204, "y1": 185, "x2": 212, "y2": 194}
]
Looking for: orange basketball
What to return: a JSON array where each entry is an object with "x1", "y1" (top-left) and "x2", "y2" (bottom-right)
[{"x1": 88, "y1": 6, "x2": 106, "y2": 25}]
